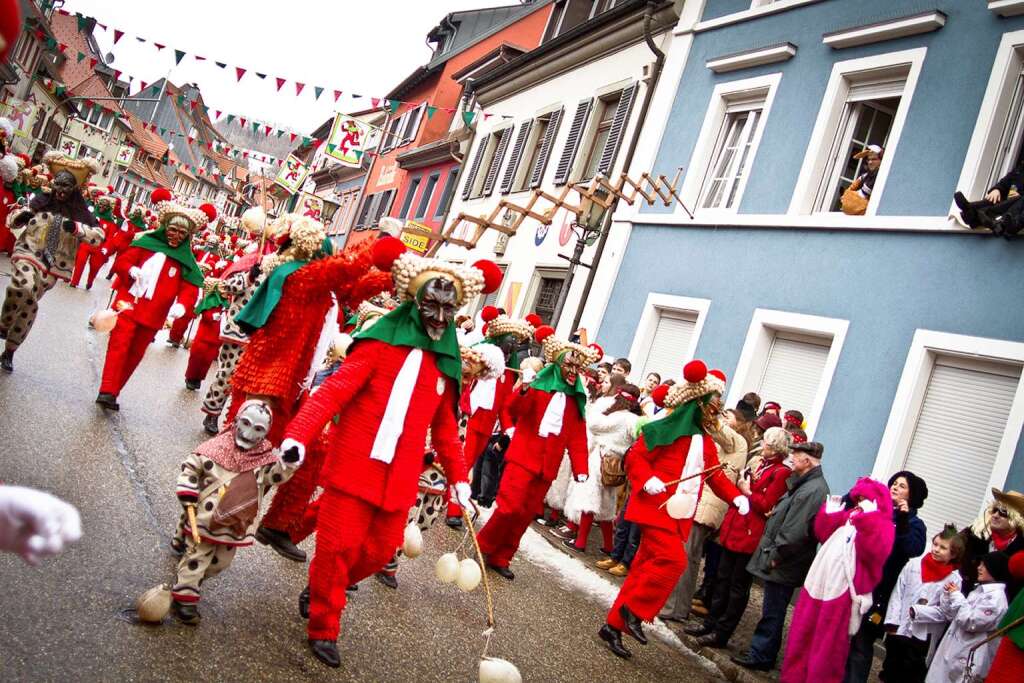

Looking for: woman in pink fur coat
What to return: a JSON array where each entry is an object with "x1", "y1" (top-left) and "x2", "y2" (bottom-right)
[{"x1": 780, "y1": 477, "x2": 895, "y2": 683}]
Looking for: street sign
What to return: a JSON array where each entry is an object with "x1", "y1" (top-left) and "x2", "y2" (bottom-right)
[{"x1": 401, "y1": 221, "x2": 432, "y2": 253}]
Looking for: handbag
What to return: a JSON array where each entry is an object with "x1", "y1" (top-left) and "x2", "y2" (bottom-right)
[{"x1": 600, "y1": 450, "x2": 626, "y2": 487}]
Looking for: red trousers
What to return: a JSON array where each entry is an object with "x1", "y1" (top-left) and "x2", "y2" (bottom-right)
[
  {"x1": 99, "y1": 315, "x2": 158, "y2": 396},
  {"x1": 184, "y1": 338, "x2": 220, "y2": 383},
  {"x1": 307, "y1": 489, "x2": 406, "y2": 641},
  {"x1": 70, "y1": 244, "x2": 108, "y2": 289},
  {"x1": 476, "y1": 462, "x2": 551, "y2": 568},
  {"x1": 606, "y1": 524, "x2": 686, "y2": 630},
  {"x1": 261, "y1": 435, "x2": 327, "y2": 542},
  {"x1": 168, "y1": 311, "x2": 194, "y2": 344},
  {"x1": 0, "y1": 223, "x2": 13, "y2": 255},
  {"x1": 446, "y1": 427, "x2": 491, "y2": 520}
]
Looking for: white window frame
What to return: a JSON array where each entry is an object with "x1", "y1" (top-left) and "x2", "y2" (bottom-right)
[
  {"x1": 788, "y1": 48, "x2": 926, "y2": 217},
  {"x1": 725, "y1": 308, "x2": 849, "y2": 439},
  {"x1": 678, "y1": 73, "x2": 781, "y2": 217},
  {"x1": 954, "y1": 30, "x2": 1024, "y2": 214},
  {"x1": 871, "y1": 329, "x2": 1024, "y2": 517},
  {"x1": 625, "y1": 293, "x2": 711, "y2": 377}
]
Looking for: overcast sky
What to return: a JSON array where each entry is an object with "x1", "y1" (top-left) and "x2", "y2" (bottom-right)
[{"x1": 63, "y1": 0, "x2": 516, "y2": 133}]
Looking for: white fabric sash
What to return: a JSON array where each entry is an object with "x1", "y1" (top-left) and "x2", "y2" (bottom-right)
[
  {"x1": 538, "y1": 391, "x2": 566, "y2": 437},
  {"x1": 370, "y1": 348, "x2": 423, "y2": 464},
  {"x1": 672, "y1": 434, "x2": 705, "y2": 520},
  {"x1": 469, "y1": 376, "x2": 498, "y2": 414},
  {"x1": 129, "y1": 252, "x2": 166, "y2": 300}
]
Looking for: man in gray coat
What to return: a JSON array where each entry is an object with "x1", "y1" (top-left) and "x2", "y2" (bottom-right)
[{"x1": 731, "y1": 441, "x2": 829, "y2": 671}]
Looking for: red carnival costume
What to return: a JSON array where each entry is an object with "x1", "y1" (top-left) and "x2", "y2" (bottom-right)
[
  {"x1": 70, "y1": 186, "x2": 118, "y2": 289},
  {"x1": 476, "y1": 327, "x2": 601, "y2": 578},
  {"x1": 599, "y1": 361, "x2": 749, "y2": 659}
]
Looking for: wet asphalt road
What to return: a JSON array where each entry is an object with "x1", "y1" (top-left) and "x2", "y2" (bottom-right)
[{"x1": 0, "y1": 256, "x2": 724, "y2": 682}]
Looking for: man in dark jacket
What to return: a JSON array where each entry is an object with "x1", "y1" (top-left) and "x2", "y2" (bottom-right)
[
  {"x1": 843, "y1": 470, "x2": 928, "y2": 683},
  {"x1": 732, "y1": 441, "x2": 829, "y2": 671},
  {"x1": 954, "y1": 158, "x2": 1024, "y2": 238}
]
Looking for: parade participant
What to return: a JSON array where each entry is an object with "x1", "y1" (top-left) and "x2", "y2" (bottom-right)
[
  {"x1": 101, "y1": 202, "x2": 144, "y2": 270},
  {"x1": 445, "y1": 306, "x2": 537, "y2": 528},
  {"x1": 475, "y1": 326, "x2": 600, "y2": 580},
  {"x1": 779, "y1": 478, "x2": 894, "y2": 683},
  {"x1": 1, "y1": 152, "x2": 102, "y2": 372},
  {"x1": 0, "y1": 484, "x2": 81, "y2": 565},
  {"x1": 0, "y1": 118, "x2": 19, "y2": 256},
  {"x1": 599, "y1": 361, "x2": 749, "y2": 659},
  {"x1": 278, "y1": 250, "x2": 500, "y2": 668},
  {"x1": 183, "y1": 285, "x2": 226, "y2": 391},
  {"x1": 166, "y1": 204, "x2": 218, "y2": 347},
  {"x1": 95, "y1": 190, "x2": 207, "y2": 410},
  {"x1": 70, "y1": 188, "x2": 118, "y2": 290},
  {"x1": 986, "y1": 551, "x2": 1024, "y2": 681},
  {"x1": 167, "y1": 400, "x2": 302, "y2": 624}
]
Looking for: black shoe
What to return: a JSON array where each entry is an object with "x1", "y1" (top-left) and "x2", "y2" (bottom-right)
[
  {"x1": 298, "y1": 586, "x2": 310, "y2": 619},
  {"x1": 445, "y1": 516, "x2": 463, "y2": 529},
  {"x1": 172, "y1": 601, "x2": 200, "y2": 625},
  {"x1": 730, "y1": 653, "x2": 773, "y2": 671},
  {"x1": 202, "y1": 413, "x2": 220, "y2": 435},
  {"x1": 375, "y1": 572, "x2": 398, "y2": 589},
  {"x1": 619, "y1": 605, "x2": 647, "y2": 645},
  {"x1": 550, "y1": 525, "x2": 575, "y2": 540},
  {"x1": 185, "y1": 379, "x2": 201, "y2": 391},
  {"x1": 0, "y1": 350, "x2": 12, "y2": 373},
  {"x1": 562, "y1": 538, "x2": 585, "y2": 553},
  {"x1": 254, "y1": 526, "x2": 307, "y2": 562},
  {"x1": 684, "y1": 623, "x2": 712, "y2": 637},
  {"x1": 598, "y1": 624, "x2": 631, "y2": 659},
  {"x1": 346, "y1": 584, "x2": 358, "y2": 592},
  {"x1": 992, "y1": 213, "x2": 1009, "y2": 236},
  {"x1": 308, "y1": 639, "x2": 340, "y2": 668},
  {"x1": 487, "y1": 564, "x2": 515, "y2": 581},
  {"x1": 95, "y1": 392, "x2": 120, "y2": 411},
  {"x1": 954, "y1": 191, "x2": 980, "y2": 228},
  {"x1": 696, "y1": 633, "x2": 729, "y2": 649},
  {"x1": 170, "y1": 537, "x2": 185, "y2": 556}
]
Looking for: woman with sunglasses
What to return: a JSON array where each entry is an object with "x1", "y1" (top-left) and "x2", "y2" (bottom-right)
[{"x1": 959, "y1": 489, "x2": 1024, "y2": 600}]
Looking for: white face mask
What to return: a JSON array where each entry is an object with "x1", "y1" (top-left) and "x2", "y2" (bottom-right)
[{"x1": 234, "y1": 404, "x2": 271, "y2": 450}]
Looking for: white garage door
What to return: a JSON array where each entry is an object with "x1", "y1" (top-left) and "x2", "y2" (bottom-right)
[
  {"x1": 757, "y1": 334, "x2": 831, "y2": 418},
  {"x1": 640, "y1": 311, "x2": 696, "y2": 382}
]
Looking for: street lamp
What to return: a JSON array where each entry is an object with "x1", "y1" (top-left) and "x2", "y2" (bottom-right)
[{"x1": 548, "y1": 184, "x2": 610, "y2": 333}]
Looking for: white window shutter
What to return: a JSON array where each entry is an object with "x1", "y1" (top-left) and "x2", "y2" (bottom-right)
[
  {"x1": 482, "y1": 129, "x2": 513, "y2": 197},
  {"x1": 756, "y1": 335, "x2": 831, "y2": 418},
  {"x1": 641, "y1": 312, "x2": 696, "y2": 382},
  {"x1": 462, "y1": 140, "x2": 488, "y2": 200},
  {"x1": 554, "y1": 98, "x2": 594, "y2": 186},
  {"x1": 500, "y1": 120, "x2": 533, "y2": 194},
  {"x1": 598, "y1": 83, "x2": 638, "y2": 176},
  {"x1": 530, "y1": 107, "x2": 563, "y2": 189},
  {"x1": 902, "y1": 360, "x2": 1020, "y2": 534}
]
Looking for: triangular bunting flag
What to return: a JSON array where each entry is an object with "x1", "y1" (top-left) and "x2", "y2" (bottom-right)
[
  {"x1": 135, "y1": 36, "x2": 145, "y2": 43},
  {"x1": 264, "y1": 125, "x2": 272, "y2": 136},
  {"x1": 226, "y1": 114, "x2": 235, "y2": 124},
  {"x1": 174, "y1": 49, "x2": 185, "y2": 65},
  {"x1": 113, "y1": 69, "x2": 122, "y2": 81},
  {"x1": 96, "y1": 22, "x2": 106, "y2": 30},
  {"x1": 301, "y1": 136, "x2": 311, "y2": 146},
  {"x1": 159, "y1": 127, "x2": 167, "y2": 136},
  {"x1": 388, "y1": 99, "x2": 401, "y2": 113},
  {"x1": 113, "y1": 30, "x2": 124, "y2": 44},
  {"x1": 194, "y1": 55, "x2": 206, "y2": 62},
  {"x1": 215, "y1": 61, "x2": 227, "y2": 69},
  {"x1": 140, "y1": 80, "x2": 148, "y2": 93},
  {"x1": 251, "y1": 121, "x2": 259, "y2": 133},
  {"x1": 89, "y1": 57, "x2": 98, "y2": 69},
  {"x1": 462, "y1": 111, "x2": 476, "y2": 126},
  {"x1": 54, "y1": 85, "x2": 66, "y2": 97},
  {"x1": 255, "y1": 72, "x2": 267, "y2": 80},
  {"x1": 57, "y1": 43, "x2": 67, "y2": 53},
  {"x1": 289, "y1": 133, "x2": 297, "y2": 143},
  {"x1": 153, "y1": 43, "x2": 166, "y2": 51},
  {"x1": 176, "y1": 94, "x2": 184, "y2": 106},
  {"x1": 314, "y1": 86, "x2": 324, "y2": 100},
  {"x1": 326, "y1": 144, "x2": 336, "y2": 154},
  {"x1": 484, "y1": 113, "x2": 492, "y2": 121},
  {"x1": 295, "y1": 82, "x2": 305, "y2": 96},
  {"x1": 371, "y1": 97, "x2": 380, "y2": 108},
  {"x1": 276, "y1": 130, "x2": 284, "y2": 138},
  {"x1": 426, "y1": 106, "x2": 437, "y2": 119},
  {"x1": 76, "y1": 14, "x2": 88, "y2": 31},
  {"x1": 44, "y1": 37, "x2": 56, "y2": 50},
  {"x1": 275, "y1": 77, "x2": 285, "y2": 92},
  {"x1": 76, "y1": 51, "x2": 85, "y2": 63},
  {"x1": 352, "y1": 93, "x2": 362, "y2": 99},
  {"x1": 214, "y1": 110, "x2": 221, "y2": 120},
  {"x1": 235, "y1": 67, "x2": 246, "y2": 82},
  {"x1": 354, "y1": 150, "x2": 363, "y2": 161},
  {"x1": 190, "y1": 100, "x2": 198, "y2": 111},
  {"x1": 333, "y1": 90, "x2": 342, "y2": 102}
]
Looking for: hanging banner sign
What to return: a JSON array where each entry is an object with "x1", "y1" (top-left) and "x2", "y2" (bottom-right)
[
  {"x1": 57, "y1": 134, "x2": 80, "y2": 158},
  {"x1": 114, "y1": 144, "x2": 135, "y2": 166},
  {"x1": 326, "y1": 114, "x2": 376, "y2": 168},
  {"x1": 297, "y1": 192, "x2": 324, "y2": 220},
  {"x1": 274, "y1": 153, "x2": 308, "y2": 193},
  {"x1": 0, "y1": 99, "x2": 37, "y2": 140}
]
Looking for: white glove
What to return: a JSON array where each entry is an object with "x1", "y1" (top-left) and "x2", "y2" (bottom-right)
[
  {"x1": 167, "y1": 303, "x2": 186, "y2": 320},
  {"x1": 0, "y1": 486, "x2": 82, "y2": 565},
  {"x1": 522, "y1": 369, "x2": 536, "y2": 384},
  {"x1": 279, "y1": 438, "x2": 306, "y2": 468},
  {"x1": 858, "y1": 498, "x2": 878, "y2": 514},
  {"x1": 453, "y1": 482, "x2": 473, "y2": 510},
  {"x1": 504, "y1": 427, "x2": 515, "y2": 439},
  {"x1": 643, "y1": 477, "x2": 666, "y2": 495},
  {"x1": 128, "y1": 266, "x2": 142, "y2": 280},
  {"x1": 575, "y1": 474, "x2": 588, "y2": 483},
  {"x1": 100, "y1": 248, "x2": 108, "y2": 256},
  {"x1": 732, "y1": 495, "x2": 750, "y2": 516}
]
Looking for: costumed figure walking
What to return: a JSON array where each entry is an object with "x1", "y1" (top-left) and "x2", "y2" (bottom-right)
[
  {"x1": 1, "y1": 151, "x2": 103, "y2": 372},
  {"x1": 0, "y1": 118, "x2": 23, "y2": 256},
  {"x1": 95, "y1": 189, "x2": 207, "y2": 410},
  {"x1": 70, "y1": 186, "x2": 117, "y2": 289},
  {"x1": 475, "y1": 325, "x2": 600, "y2": 580},
  {"x1": 277, "y1": 250, "x2": 501, "y2": 668},
  {"x1": 599, "y1": 360, "x2": 749, "y2": 659}
]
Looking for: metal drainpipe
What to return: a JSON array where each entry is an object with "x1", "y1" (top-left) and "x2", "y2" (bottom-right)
[{"x1": 569, "y1": 0, "x2": 665, "y2": 333}]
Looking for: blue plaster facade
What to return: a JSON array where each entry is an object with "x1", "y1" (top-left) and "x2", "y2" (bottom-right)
[{"x1": 600, "y1": 0, "x2": 1024, "y2": 500}]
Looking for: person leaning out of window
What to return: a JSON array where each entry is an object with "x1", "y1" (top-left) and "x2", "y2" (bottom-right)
[{"x1": 840, "y1": 145, "x2": 884, "y2": 216}]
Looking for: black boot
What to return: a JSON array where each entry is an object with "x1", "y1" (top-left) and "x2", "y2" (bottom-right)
[
  {"x1": 298, "y1": 586, "x2": 310, "y2": 619},
  {"x1": 598, "y1": 624, "x2": 631, "y2": 659},
  {"x1": 375, "y1": 572, "x2": 398, "y2": 589},
  {"x1": 308, "y1": 639, "x2": 340, "y2": 668},
  {"x1": 696, "y1": 632, "x2": 729, "y2": 648},
  {"x1": 0, "y1": 349, "x2": 12, "y2": 373},
  {"x1": 619, "y1": 604, "x2": 647, "y2": 645},
  {"x1": 445, "y1": 515, "x2": 463, "y2": 529},
  {"x1": 185, "y1": 379, "x2": 201, "y2": 391},
  {"x1": 95, "y1": 392, "x2": 120, "y2": 411},
  {"x1": 202, "y1": 413, "x2": 220, "y2": 435},
  {"x1": 254, "y1": 526, "x2": 307, "y2": 562},
  {"x1": 684, "y1": 622, "x2": 713, "y2": 637},
  {"x1": 169, "y1": 537, "x2": 185, "y2": 556},
  {"x1": 954, "y1": 191, "x2": 982, "y2": 228},
  {"x1": 487, "y1": 563, "x2": 515, "y2": 581},
  {"x1": 172, "y1": 601, "x2": 200, "y2": 625}
]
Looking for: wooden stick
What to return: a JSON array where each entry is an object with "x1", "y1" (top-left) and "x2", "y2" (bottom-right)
[
  {"x1": 186, "y1": 505, "x2": 201, "y2": 545},
  {"x1": 462, "y1": 506, "x2": 495, "y2": 628},
  {"x1": 659, "y1": 463, "x2": 731, "y2": 489}
]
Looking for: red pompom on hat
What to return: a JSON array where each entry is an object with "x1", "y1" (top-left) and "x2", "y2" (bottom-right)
[
  {"x1": 473, "y1": 259, "x2": 503, "y2": 294},
  {"x1": 651, "y1": 384, "x2": 670, "y2": 408},
  {"x1": 589, "y1": 343, "x2": 604, "y2": 359},
  {"x1": 683, "y1": 359, "x2": 708, "y2": 384},
  {"x1": 709, "y1": 368, "x2": 727, "y2": 383},
  {"x1": 1009, "y1": 550, "x2": 1024, "y2": 581},
  {"x1": 534, "y1": 325, "x2": 555, "y2": 343},
  {"x1": 150, "y1": 188, "x2": 172, "y2": 204},
  {"x1": 107, "y1": 185, "x2": 115, "y2": 194},
  {"x1": 198, "y1": 203, "x2": 217, "y2": 221},
  {"x1": 480, "y1": 305, "x2": 500, "y2": 322},
  {"x1": 372, "y1": 235, "x2": 406, "y2": 271},
  {"x1": 525, "y1": 313, "x2": 542, "y2": 328}
]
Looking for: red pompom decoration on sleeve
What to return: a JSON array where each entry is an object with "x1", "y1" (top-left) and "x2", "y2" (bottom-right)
[
  {"x1": 371, "y1": 236, "x2": 406, "y2": 272},
  {"x1": 683, "y1": 359, "x2": 708, "y2": 384}
]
